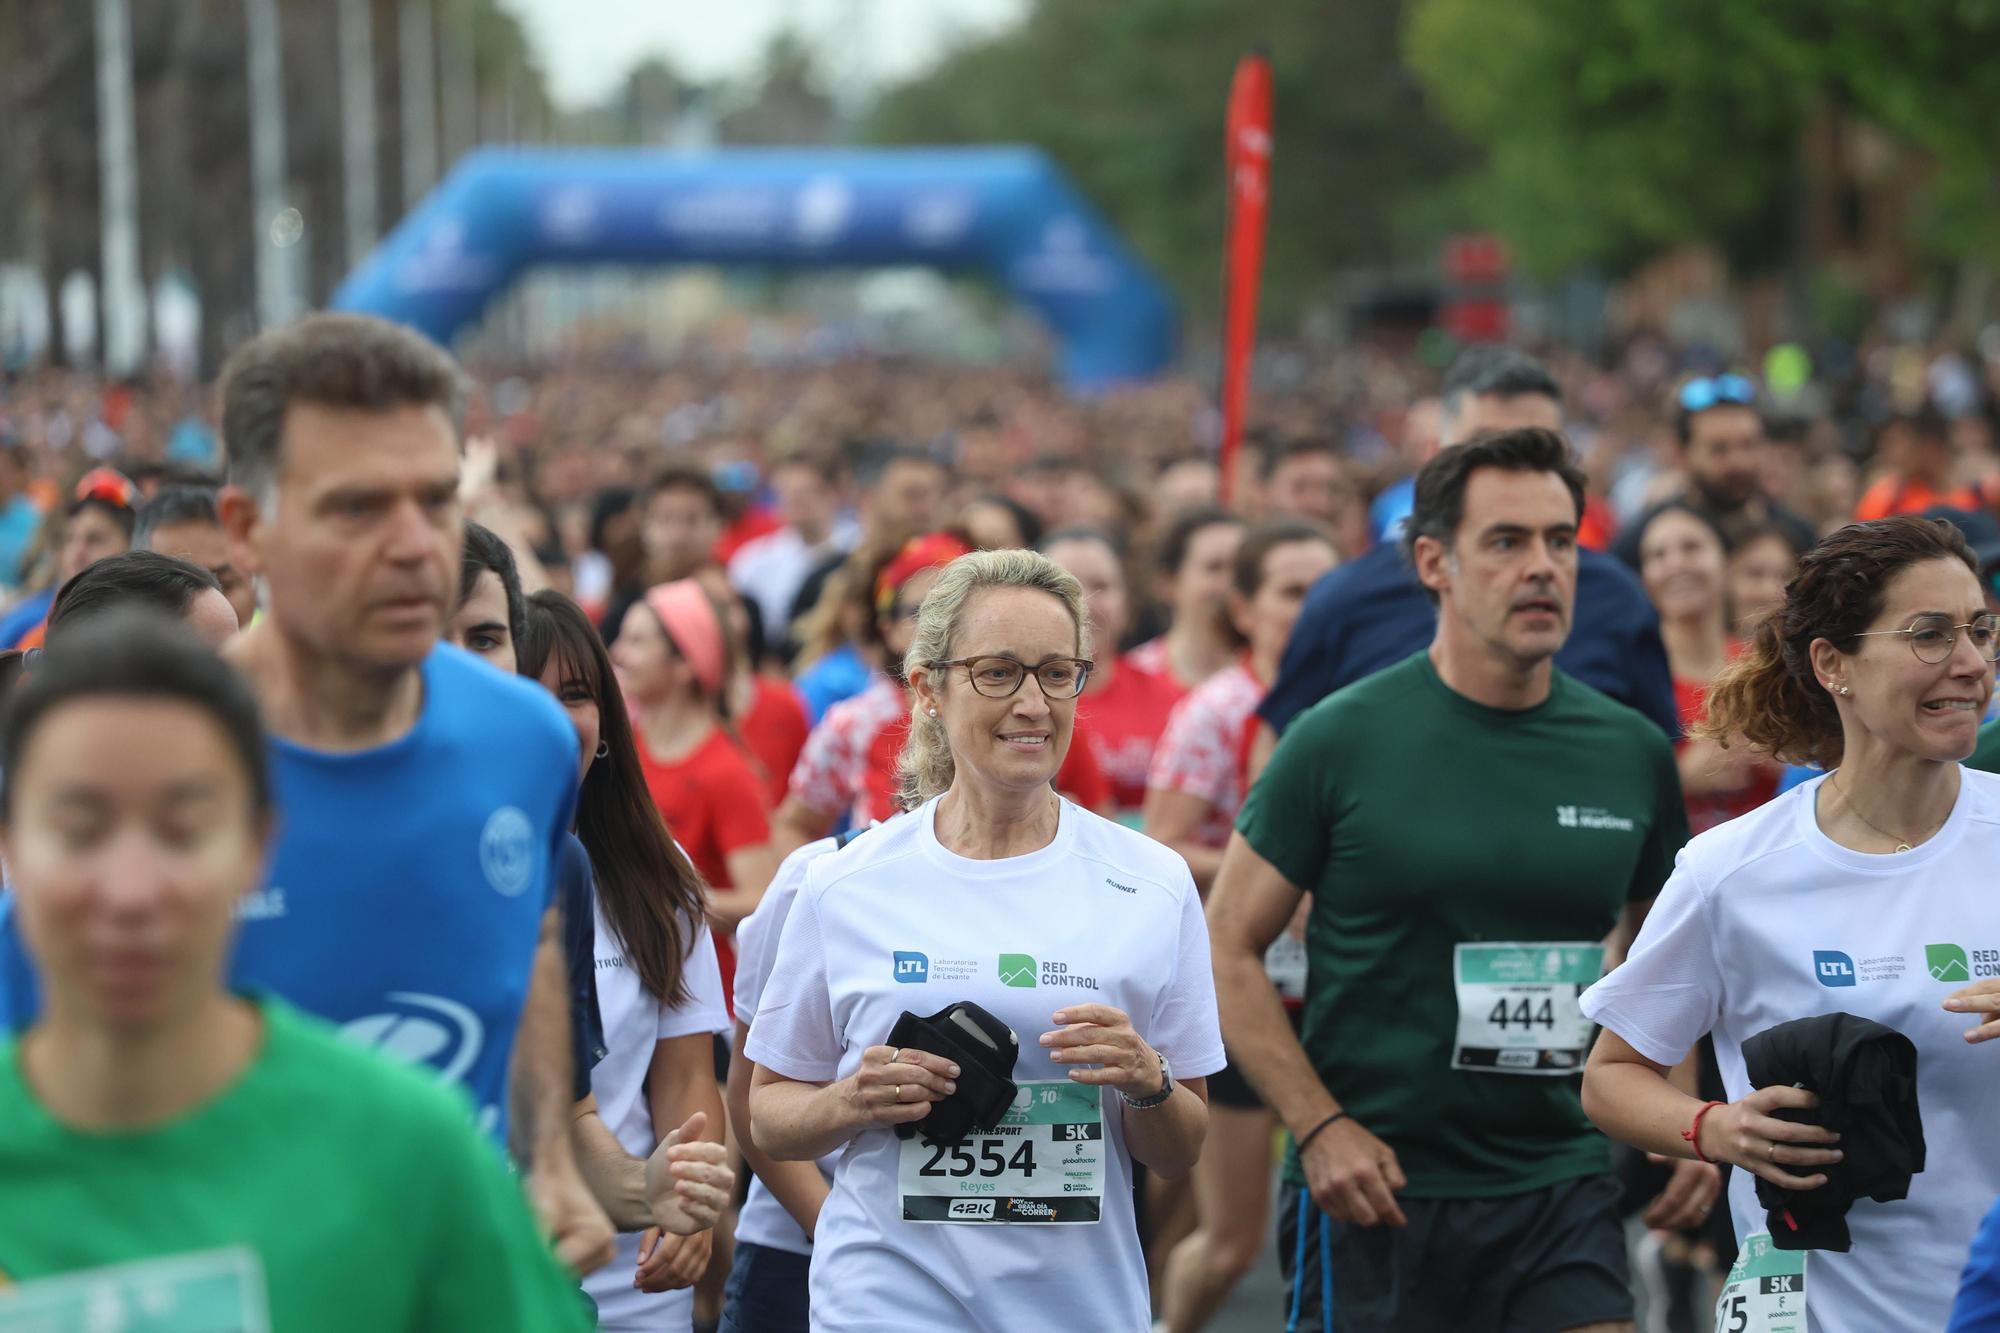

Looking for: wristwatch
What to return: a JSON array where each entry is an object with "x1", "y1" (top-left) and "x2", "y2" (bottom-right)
[{"x1": 1119, "y1": 1051, "x2": 1174, "y2": 1110}]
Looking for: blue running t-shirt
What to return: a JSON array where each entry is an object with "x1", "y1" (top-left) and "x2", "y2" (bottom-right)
[{"x1": 0, "y1": 644, "x2": 578, "y2": 1142}]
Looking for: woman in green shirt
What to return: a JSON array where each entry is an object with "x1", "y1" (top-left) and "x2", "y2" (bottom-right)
[{"x1": 0, "y1": 611, "x2": 590, "y2": 1331}]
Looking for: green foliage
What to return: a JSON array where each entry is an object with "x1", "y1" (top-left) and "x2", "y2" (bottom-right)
[
  {"x1": 1405, "y1": 0, "x2": 2000, "y2": 276},
  {"x1": 867, "y1": 0, "x2": 1468, "y2": 323}
]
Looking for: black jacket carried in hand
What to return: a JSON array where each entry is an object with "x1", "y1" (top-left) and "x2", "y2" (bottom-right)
[{"x1": 1741, "y1": 1012, "x2": 1925, "y2": 1252}]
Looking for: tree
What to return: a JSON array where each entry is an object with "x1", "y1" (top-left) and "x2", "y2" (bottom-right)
[
  {"x1": 867, "y1": 0, "x2": 1468, "y2": 324},
  {"x1": 1405, "y1": 0, "x2": 2000, "y2": 287}
]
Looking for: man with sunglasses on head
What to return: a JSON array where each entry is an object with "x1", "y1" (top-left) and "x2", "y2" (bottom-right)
[{"x1": 1613, "y1": 374, "x2": 1816, "y2": 571}]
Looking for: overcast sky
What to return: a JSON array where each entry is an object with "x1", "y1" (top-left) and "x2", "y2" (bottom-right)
[{"x1": 503, "y1": 0, "x2": 1028, "y2": 109}]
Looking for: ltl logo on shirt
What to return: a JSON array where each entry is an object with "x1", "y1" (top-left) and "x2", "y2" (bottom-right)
[
  {"x1": 892, "y1": 951, "x2": 929, "y2": 984},
  {"x1": 1813, "y1": 950, "x2": 1856, "y2": 987}
]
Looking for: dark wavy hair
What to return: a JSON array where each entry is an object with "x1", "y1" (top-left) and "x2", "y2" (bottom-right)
[
  {"x1": 1702, "y1": 516, "x2": 1981, "y2": 768},
  {"x1": 518, "y1": 589, "x2": 703, "y2": 1005}
]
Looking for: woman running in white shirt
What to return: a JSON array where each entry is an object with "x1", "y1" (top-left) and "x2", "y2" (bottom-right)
[
  {"x1": 745, "y1": 549, "x2": 1225, "y2": 1333},
  {"x1": 521, "y1": 590, "x2": 733, "y2": 1332},
  {"x1": 1580, "y1": 515, "x2": 2000, "y2": 1333}
]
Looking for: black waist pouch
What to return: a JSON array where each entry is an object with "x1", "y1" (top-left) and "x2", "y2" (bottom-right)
[{"x1": 887, "y1": 1001, "x2": 1019, "y2": 1145}]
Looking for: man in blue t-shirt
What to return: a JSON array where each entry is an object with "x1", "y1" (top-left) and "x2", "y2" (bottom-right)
[
  {"x1": 0, "y1": 314, "x2": 614, "y2": 1276},
  {"x1": 1251, "y1": 348, "x2": 1678, "y2": 780}
]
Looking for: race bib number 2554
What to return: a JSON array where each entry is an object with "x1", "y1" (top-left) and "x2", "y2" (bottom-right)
[{"x1": 898, "y1": 1080, "x2": 1103, "y2": 1224}]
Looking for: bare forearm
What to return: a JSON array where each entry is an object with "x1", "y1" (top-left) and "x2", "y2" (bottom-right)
[
  {"x1": 770, "y1": 804, "x2": 830, "y2": 860},
  {"x1": 1581, "y1": 1057, "x2": 1704, "y2": 1160},
  {"x1": 749, "y1": 1076, "x2": 862, "y2": 1161},
  {"x1": 1120, "y1": 1082, "x2": 1208, "y2": 1179},
  {"x1": 1214, "y1": 942, "x2": 1336, "y2": 1136},
  {"x1": 1167, "y1": 841, "x2": 1224, "y2": 892},
  {"x1": 512, "y1": 929, "x2": 577, "y2": 1167},
  {"x1": 730, "y1": 1032, "x2": 830, "y2": 1236},
  {"x1": 573, "y1": 1110, "x2": 652, "y2": 1231}
]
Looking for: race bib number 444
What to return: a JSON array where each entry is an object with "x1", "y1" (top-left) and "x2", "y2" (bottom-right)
[
  {"x1": 1714, "y1": 1233, "x2": 1807, "y2": 1333},
  {"x1": 899, "y1": 1080, "x2": 1103, "y2": 1224},
  {"x1": 1452, "y1": 942, "x2": 1602, "y2": 1075}
]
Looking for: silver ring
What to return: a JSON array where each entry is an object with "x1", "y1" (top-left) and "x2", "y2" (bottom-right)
[{"x1": 891, "y1": 1048, "x2": 902, "y2": 1065}]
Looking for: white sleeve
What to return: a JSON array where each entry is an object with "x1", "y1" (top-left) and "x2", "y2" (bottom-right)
[
  {"x1": 658, "y1": 920, "x2": 730, "y2": 1040},
  {"x1": 743, "y1": 879, "x2": 844, "y2": 1083},
  {"x1": 1578, "y1": 851, "x2": 1725, "y2": 1068},
  {"x1": 1145, "y1": 876, "x2": 1227, "y2": 1079},
  {"x1": 732, "y1": 840, "x2": 826, "y2": 1023}
]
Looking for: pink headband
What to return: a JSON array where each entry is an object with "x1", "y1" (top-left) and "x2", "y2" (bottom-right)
[{"x1": 645, "y1": 580, "x2": 725, "y2": 696}]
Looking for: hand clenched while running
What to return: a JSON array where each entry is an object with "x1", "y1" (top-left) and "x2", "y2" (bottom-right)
[
  {"x1": 1699, "y1": 1086, "x2": 1842, "y2": 1192},
  {"x1": 1039, "y1": 1004, "x2": 1167, "y2": 1102},
  {"x1": 644, "y1": 1111, "x2": 735, "y2": 1236},
  {"x1": 1299, "y1": 1116, "x2": 1408, "y2": 1229},
  {"x1": 843, "y1": 1044, "x2": 960, "y2": 1131}
]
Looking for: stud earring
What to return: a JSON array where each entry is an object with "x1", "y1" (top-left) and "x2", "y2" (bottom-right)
[
  {"x1": 1838, "y1": 685, "x2": 1851, "y2": 696},
  {"x1": 927, "y1": 707, "x2": 938, "y2": 717}
]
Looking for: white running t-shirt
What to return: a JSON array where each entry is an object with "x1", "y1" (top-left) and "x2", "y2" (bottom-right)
[
  {"x1": 582, "y1": 896, "x2": 730, "y2": 1332},
  {"x1": 733, "y1": 835, "x2": 845, "y2": 1257},
  {"x1": 1581, "y1": 770, "x2": 2000, "y2": 1333},
  {"x1": 746, "y1": 795, "x2": 1225, "y2": 1333}
]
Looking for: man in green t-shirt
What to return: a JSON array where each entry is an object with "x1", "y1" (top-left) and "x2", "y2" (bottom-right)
[
  {"x1": 1970, "y1": 718, "x2": 2000, "y2": 773},
  {"x1": 1208, "y1": 427, "x2": 1707, "y2": 1333}
]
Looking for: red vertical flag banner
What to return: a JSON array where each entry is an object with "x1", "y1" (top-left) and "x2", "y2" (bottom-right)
[{"x1": 1218, "y1": 50, "x2": 1272, "y2": 510}]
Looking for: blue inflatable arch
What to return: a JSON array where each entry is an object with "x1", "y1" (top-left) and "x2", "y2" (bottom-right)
[{"x1": 333, "y1": 147, "x2": 1175, "y2": 390}]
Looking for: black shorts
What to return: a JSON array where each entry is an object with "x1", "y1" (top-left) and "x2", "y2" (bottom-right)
[
  {"x1": 1208, "y1": 1010, "x2": 1303, "y2": 1111},
  {"x1": 1275, "y1": 1173, "x2": 1631, "y2": 1333}
]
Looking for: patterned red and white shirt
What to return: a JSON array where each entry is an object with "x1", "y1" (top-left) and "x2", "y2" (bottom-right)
[
  {"x1": 1147, "y1": 660, "x2": 1262, "y2": 848},
  {"x1": 786, "y1": 675, "x2": 909, "y2": 828}
]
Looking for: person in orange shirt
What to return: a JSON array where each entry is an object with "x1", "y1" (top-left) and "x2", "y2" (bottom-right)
[{"x1": 1854, "y1": 407, "x2": 1989, "y2": 521}]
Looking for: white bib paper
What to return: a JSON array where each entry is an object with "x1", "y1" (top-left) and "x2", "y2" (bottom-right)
[
  {"x1": 1451, "y1": 941, "x2": 1601, "y2": 1074},
  {"x1": 1714, "y1": 1232, "x2": 1808, "y2": 1333},
  {"x1": 897, "y1": 1080, "x2": 1104, "y2": 1224}
]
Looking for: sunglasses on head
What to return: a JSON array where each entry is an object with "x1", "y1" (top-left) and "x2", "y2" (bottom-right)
[{"x1": 1678, "y1": 374, "x2": 1757, "y2": 415}]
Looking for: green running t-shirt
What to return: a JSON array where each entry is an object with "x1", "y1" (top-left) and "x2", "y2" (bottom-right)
[
  {"x1": 0, "y1": 998, "x2": 588, "y2": 1331},
  {"x1": 1237, "y1": 651, "x2": 1688, "y2": 1199},
  {"x1": 1969, "y1": 720, "x2": 2000, "y2": 774}
]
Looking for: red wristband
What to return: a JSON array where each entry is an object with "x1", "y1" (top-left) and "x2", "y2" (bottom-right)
[{"x1": 1683, "y1": 1100, "x2": 1726, "y2": 1163}]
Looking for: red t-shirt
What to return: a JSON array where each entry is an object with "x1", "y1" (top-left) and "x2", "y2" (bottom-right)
[
  {"x1": 1674, "y1": 664, "x2": 1778, "y2": 836},
  {"x1": 714, "y1": 508, "x2": 784, "y2": 566},
  {"x1": 639, "y1": 725, "x2": 773, "y2": 1012},
  {"x1": 740, "y1": 676, "x2": 810, "y2": 810},
  {"x1": 1075, "y1": 654, "x2": 1188, "y2": 814}
]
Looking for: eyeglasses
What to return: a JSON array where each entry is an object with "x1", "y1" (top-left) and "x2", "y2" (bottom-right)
[
  {"x1": 1852, "y1": 613, "x2": 2000, "y2": 664},
  {"x1": 1678, "y1": 374, "x2": 1757, "y2": 414},
  {"x1": 929, "y1": 656, "x2": 1093, "y2": 699}
]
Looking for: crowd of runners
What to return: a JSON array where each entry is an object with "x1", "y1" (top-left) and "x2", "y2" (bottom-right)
[{"x1": 3, "y1": 310, "x2": 2000, "y2": 1333}]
